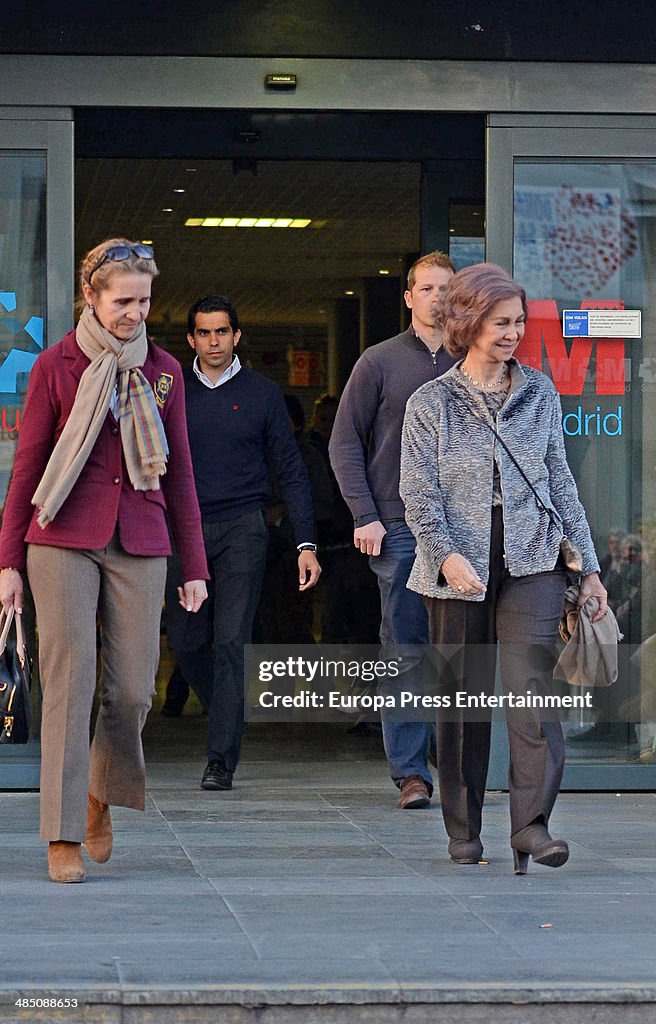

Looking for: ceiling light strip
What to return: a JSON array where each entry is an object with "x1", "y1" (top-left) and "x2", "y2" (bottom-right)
[{"x1": 186, "y1": 217, "x2": 313, "y2": 229}]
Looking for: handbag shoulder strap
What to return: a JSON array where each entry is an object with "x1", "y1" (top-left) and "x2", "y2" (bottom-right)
[
  {"x1": 477, "y1": 417, "x2": 559, "y2": 528},
  {"x1": 0, "y1": 607, "x2": 25, "y2": 663},
  {"x1": 0, "y1": 607, "x2": 14, "y2": 655},
  {"x1": 449, "y1": 385, "x2": 561, "y2": 530}
]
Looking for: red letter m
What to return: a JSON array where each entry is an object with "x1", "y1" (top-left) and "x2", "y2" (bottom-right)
[{"x1": 516, "y1": 300, "x2": 625, "y2": 395}]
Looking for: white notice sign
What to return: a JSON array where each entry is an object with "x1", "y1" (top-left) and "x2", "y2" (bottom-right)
[{"x1": 562, "y1": 309, "x2": 641, "y2": 338}]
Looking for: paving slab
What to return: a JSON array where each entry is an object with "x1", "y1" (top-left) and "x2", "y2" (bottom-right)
[{"x1": 2, "y1": 720, "x2": 656, "y2": 1022}]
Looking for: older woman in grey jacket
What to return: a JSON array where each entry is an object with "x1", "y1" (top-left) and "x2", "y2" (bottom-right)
[{"x1": 400, "y1": 263, "x2": 607, "y2": 874}]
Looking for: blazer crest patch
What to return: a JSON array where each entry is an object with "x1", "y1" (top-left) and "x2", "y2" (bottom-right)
[{"x1": 154, "y1": 372, "x2": 174, "y2": 407}]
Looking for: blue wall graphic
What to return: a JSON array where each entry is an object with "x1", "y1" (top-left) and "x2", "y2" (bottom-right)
[{"x1": 0, "y1": 290, "x2": 44, "y2": 397}]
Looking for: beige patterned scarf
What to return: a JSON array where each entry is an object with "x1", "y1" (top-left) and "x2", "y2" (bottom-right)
[{"x1": 32, "y1": 306, "x2": 168, "y2": 528}]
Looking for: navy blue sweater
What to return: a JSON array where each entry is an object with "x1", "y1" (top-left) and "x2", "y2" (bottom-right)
[{"x1": 183, "y1": 366, "x2": 314, "y2": 543}]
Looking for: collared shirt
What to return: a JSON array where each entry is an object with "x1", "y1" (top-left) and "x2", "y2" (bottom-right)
[
  {"x1": 193, "y1": 354, "x2": 242, "y2": 389},
  {"x1": 189, "y1": 354, "x2": 314, "y2": 552}
]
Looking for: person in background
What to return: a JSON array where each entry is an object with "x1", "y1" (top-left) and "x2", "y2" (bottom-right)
[
  {"x1": 307, "y1": 393, "x2": 339, "y2": 462},
  {"x1": 166, "y1": 295, "x2": 321, "y2": 792},
  {"x1": 307, "y1": 393, "x2": 379, "y2": 646},
  {"x1": 161, "y1": 662, "x2": 196, "y2": 718},
  {"x1": 329, "y1": 252, "x2": 457, "y2": 808},
  {"x1": 284, "y1": 394, "x2": 334, "y2": 531},
  {"x1": 254, "y1": 395, "x2": 332, "y2": 645},
  {"x1": 572, "y1": 531, "x2": 644, "y2": 745},
  {"x1": 400, "y1": 262, "x2": 606, "y2": 872},
  {"x1": 0, "y1": 238, "x2": 208, "y2": 883},
  {"x1": 599, "y1": 528, "x2": 625, "y2": 580}
]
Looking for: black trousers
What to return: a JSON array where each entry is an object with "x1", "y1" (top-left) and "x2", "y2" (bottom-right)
[
  {"x1": 167, "y1": 510, "x2": 269, "y2": 773},
  {"x1": 426, "y1": 507, "x2": 567, "y2": 840}
]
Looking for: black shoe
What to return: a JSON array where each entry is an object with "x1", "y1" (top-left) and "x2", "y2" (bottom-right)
[
  {"x1": 161, "y1": 702, "x2": 186, "y2": 718},
  {"x1": 201, "y1": 761, "x2": 233, "y2": 791},
  {"x1": 346, "y1": 721, "x2": 381, "y2": 737}
]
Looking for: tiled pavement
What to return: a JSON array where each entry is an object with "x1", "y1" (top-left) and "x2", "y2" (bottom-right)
[{"x1": 2, "y1": 715, "x2": 656, "y2": 1022}]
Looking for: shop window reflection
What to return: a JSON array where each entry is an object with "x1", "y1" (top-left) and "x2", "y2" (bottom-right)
[{"x1": 514, "y1": 162, "x2": 656, "y2": 765}]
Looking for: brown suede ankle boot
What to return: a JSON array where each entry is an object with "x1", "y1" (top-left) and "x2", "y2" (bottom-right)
[
  {"x1": 510, "y1": 823, "x2": 569, "y2": 875},
  {"x1": 48, "y1": 841, "x2": 85, "y2": 883},
  {"x1": 84, "y1": 794, "x2": 113, "y2": 863}
]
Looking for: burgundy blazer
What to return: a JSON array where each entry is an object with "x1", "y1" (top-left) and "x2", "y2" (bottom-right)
[{"x1": 0, "y1": 330, "x2": 209, "y2": 582}]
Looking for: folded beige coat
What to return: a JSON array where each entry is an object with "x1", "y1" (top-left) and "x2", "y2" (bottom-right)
[{"x1": 553, "y1": 585, "x2": 622, "y2": 688}]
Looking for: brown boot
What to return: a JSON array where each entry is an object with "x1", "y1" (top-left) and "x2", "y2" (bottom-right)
[
  {"x1": 48, "y1": 841, "x2": 85, "y2": 883},
  {"x1": 84, "y1": 794, "x2": 113, "y2": 863}
]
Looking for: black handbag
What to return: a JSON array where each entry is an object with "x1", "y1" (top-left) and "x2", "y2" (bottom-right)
[{"x1": 0, "y1": 607, "x2": 32, "y2": 744}]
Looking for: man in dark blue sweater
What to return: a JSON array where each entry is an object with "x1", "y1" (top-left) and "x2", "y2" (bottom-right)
[{"x1": 168, "y1": 295, "x2": 321, "y2": 791}]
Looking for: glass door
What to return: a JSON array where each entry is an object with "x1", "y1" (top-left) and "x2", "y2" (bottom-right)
[
  {"x1": 487, "y1": 116, "x2": 656, "y2": 789},
  {"x1": 0, "y1": 112, "x2": 73, "y2": 787}
]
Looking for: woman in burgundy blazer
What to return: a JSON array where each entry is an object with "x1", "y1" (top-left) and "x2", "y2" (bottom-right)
[{"x1": 0, "y1": 238, "x2": 208, "y2": 883}]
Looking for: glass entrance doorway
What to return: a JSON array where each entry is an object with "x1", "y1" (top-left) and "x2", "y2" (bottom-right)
[
  {"x1": 487, "y1": 116, "x2": 656, "y2": 788},
  {"x1": 0, "y1": 112, "x2": 73, "y2": 787},
  {"x1": 1, "y1": 107, "x2": 486, "y2": 790}
]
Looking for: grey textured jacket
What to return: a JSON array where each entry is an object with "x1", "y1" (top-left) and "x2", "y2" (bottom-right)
[{"x1": 400, "y1": 359, "x2": 600, "y2": 599}]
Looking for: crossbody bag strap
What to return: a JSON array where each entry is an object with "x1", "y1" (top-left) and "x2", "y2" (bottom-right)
[
  {"x1": 476, "y1": 417, "x2": 560, "y2": 530},
  {"x1": 447, "y1": 386, "x2": 562, "y2": 531}
]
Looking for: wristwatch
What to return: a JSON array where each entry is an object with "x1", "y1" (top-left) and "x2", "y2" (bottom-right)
[{"x1": 297, "y1": 543, "x2": 318, "y2": 553}]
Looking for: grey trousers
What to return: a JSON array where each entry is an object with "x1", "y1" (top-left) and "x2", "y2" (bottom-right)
[
  {"x1": 27, "y1": 535, "x2": 166, "y2": 842},
  {"x1": 426, "y1": 506, "x2": 567, "y2": 841}
]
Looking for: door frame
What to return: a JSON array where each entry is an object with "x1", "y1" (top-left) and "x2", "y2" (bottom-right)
[
  {"x1": 0, "y1": 108, "x2": 73, "y2": 788},
  {"x1": 486, "y1": 113, "x2": 656, "y2": 789}
]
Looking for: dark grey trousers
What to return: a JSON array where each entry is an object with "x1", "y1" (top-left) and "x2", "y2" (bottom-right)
[{"x1": 426, "y1": 506, "x2": 567, "y2": 841}]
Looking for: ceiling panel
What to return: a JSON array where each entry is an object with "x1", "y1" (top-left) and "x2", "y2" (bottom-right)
[{"x1": 75, "y1": 158, "x2": 421, "y2": 327}]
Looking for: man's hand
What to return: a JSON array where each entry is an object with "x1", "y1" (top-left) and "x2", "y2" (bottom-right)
[
  {"x1": 578, "y1": 572, "x2": 608, "y2": 622},
  {"x1": 0, "y1": 568, "x2": 23, "y2": 615},
  {"x1": 354, "y1": 521, "x2": 387, "y2": 557},
  {"x1": 298, "y1": 551, "x2": 321, "y2": 591},
  {"x1": 177, "y1": 579, "x2": 208, "y2": 613}
]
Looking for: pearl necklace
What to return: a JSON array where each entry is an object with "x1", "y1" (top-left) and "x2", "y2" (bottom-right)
[{"x1": 459, "y1": 363, "x2": 508, "y2": 389}]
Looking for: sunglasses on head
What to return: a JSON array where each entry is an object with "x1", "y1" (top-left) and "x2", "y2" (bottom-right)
[{"x1": 86, "y1": 243, "x2": 155, "y2": 285}]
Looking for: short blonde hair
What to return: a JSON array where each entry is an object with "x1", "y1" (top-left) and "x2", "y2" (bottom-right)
[
  {"x1": 407, "y1": 251, "x2": 455, "y2": 291},
  {"x1": 441, "y1": 263, "x2": 528, "y2": 357},
  {"x1": 79, "y1": 237, "x2": 159, "y2": 302}
]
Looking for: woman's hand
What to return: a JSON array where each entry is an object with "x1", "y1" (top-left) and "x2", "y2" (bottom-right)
[
  {"x1": 441, "y1": 553, "x2": 486, "y2": 597},
  {"x1": 177, "y1": 579, "x2": 208, "y2": 613},
  {"x1": 578, "y1": 572, "x2": 608, "y2": 622},
  {"x1": 0, "y1": 568, "x2": 24, "y2": 615}
]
